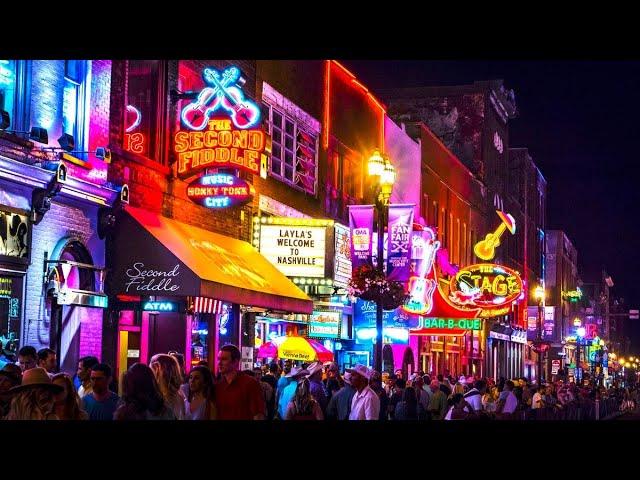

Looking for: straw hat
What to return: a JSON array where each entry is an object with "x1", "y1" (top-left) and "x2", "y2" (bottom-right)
[
  {"x1": 284, "y1": 366, "x2": 310, "y2": 378},
  {"x1": 7, "y1": 367, "x2": 62, "y2": 394},
  {"x1": 306, "y1": 362, "x2": 324, "y2": 377},
  {"x1": 346, "y1": 364, "x2": 372, "y2": 380}
]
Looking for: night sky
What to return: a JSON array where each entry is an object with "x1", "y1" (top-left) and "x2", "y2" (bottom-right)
[{"x1": 344, "y1": 60, "x2": 640, "y2": 346}]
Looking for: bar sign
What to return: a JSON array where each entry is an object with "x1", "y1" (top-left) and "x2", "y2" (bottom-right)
[{"x1": 630, "y1": 309, "x2": 639, "y2": 320}]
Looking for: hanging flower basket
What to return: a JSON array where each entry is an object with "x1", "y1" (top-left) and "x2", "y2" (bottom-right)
[{"x1": 348, "y1": 264, "x2": 409, "y2": 311}]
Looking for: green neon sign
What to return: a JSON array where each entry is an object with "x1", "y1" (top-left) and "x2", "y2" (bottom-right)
[{"x1": 421, "y1": 318, "x2": 482, "y2": 330}]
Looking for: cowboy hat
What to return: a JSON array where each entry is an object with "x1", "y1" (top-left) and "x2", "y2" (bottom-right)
[
  {"x1": 285, "y1": 366, "x2": 310, "y2": 378},
  {"x1": 346, "y1": 364, "x2": 372, "y2": 380},
  {"x1": 7, "y1": 367, "x2": 63, "y2": 394},
  {"x1": 306, "y1": 362, "x2": 323, "y2": 377}
]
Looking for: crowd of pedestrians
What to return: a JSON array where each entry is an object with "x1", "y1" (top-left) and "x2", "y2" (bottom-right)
[{"x1": 0, "y1": 343, "x2": 634, "y2": 420}]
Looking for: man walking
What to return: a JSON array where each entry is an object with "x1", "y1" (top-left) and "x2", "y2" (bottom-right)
[
  {"x1": 37, "y1": 348, "x2": 57, "y2": 377},
  {"x1": 306, "y1": 362, "x2": 328, "y2": 414},
  {"x1": 214, "y1": 344, "x2": 265, "y2": 420},
  {"x1": 347, "y1": 364, "x2": 380, "y2": 420},
  {"x1": 82, "y1": 363, "x2": 120, "y2": 421},
  {"x1": 77, "y1": 356, "x2": 99, "y2": 399},
  {"x1": 326, "y1": 371, "x2": 356, "y2": 420},
  {"x1": 17, "y1": 346, "x2": 37, "y2": 373}
]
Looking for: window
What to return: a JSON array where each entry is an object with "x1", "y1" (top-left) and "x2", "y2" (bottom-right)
[
  {"x1": 462, "y1": 222, "x2": 467, "y2": 266},
  {"x1": 449, "y1": 213, "x2": 454, "y2": 257},
  {"x1": 0, "y1": 60, "x2": 29, "y2": 132},
  {"x1": 62, "y1": 60, "x2": 88, "y2": 152},
  {"x1": 432, "y1": 201, "x2": 438, "y2": 231},
  {"x1": 456, "y1": 218, "x2": 461, "y2": 265},
  {"x1": 126, "y1": 60, "x2": 162, "y2": 161},
  {"x1": 421, "y1": 194, "x2": 429, "y2": 223},
  {"x1": 263, "y1": 102, "x2": 318, "y2": 195}
]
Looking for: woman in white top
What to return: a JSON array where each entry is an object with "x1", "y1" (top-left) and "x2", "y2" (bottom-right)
[{"x1": 183, "y1": 366, "x2": 216, "y2": 420}]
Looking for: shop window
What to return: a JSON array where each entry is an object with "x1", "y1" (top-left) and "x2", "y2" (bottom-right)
[
  {"x1": 0, "y1": 60, "x2": 30, "y2": 133},
  {"x1": 263, "y1": 102, "x2": 318, "y2": 195},
  {"x1": 125, "y1": 60, "x2": 161, "y2": 161},
  {"x1": 62, "y1": 60, "x2": 88, "y2": 153},
  {"x1": 0, "y1": 274, "x2": 23, "y2": 363}
]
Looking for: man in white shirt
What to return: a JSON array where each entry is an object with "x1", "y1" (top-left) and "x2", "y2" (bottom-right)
[
  {"x1": 347, "y1": 364, "x2": 380, "y2": 420},
  {"x1": 531, "y1": 385, "x2": 545, "y2": 409},
  {"x1": 77, "y1": 356, "x2": 99, "y2": 398},
  {"x1": 463, "y1": 379, "x2": 486, "y2": 413},
  {"x1": 497, "y1": 380, "x2": 518, "y2": 415}
]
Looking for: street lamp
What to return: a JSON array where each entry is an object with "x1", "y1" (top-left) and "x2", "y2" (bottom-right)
[
  {"x1": 534, "y1": 285, "x2": 545, "y2": 386},
  {"x1": 368, "y1": 149, "x2": 395, "y2": 374}
]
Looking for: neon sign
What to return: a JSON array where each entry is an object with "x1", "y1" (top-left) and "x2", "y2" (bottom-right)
[
  {"x1": 420, "y1": 318, "x2": 482, "y2": 330},
  {"x1": 473, "y1": 210, "x2": 516, "y2": 261},
  {"x1": 143, "y1": 301, "x2": 176, "y2": 312},
  {"x1": 449, "y1": 263, "x2": 522, "y2": 314},
  {"x1": 186, "y1": 173, "x2": 254, "y2": 209},
  {"x1": 181, "y1": 66, "x2": 260, "y2": 130},
  {"x1": 562, "y1": 287, "x2": 582, "y2": 302},
  {"x1": 403, "y1": 227, "x2": 440, "y2": 315},
  {"x1": 124, "y1": 105, "x2": 146, "y2": 154},
  {"x1": 175, "y1": 117, "x2": 265, "y2": 178}
]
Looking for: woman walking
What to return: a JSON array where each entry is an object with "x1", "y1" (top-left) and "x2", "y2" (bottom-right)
[
  {"x1": 184, "y1": 365, "x2": 217, "y2": 420},
  {"x1": 150, "y1": 354, "x2": 186, "y2": 420},
  {"x1": 284, "y1": 377, "x2": 323, "y2": 420},
  {"x1": 52, "y1": 373, "x2": 89, "y2": 420},
  {"x1": 114, "y1": 363, "x2": 175, "y2": 420}
]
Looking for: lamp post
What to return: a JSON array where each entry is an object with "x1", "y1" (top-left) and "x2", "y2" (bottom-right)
[
  {"x1": 534, "y1": 285, "x2": 545, "y2": 386},
  {"x1": 368, "y1": 149, "x2": 395, "y2": 373}
]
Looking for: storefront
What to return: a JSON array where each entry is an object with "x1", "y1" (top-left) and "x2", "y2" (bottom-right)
[
  {"x1": 486, "y1": 322, "x2": 526, "y2": 381},
  {"x1": 0, "y1": 205, "x2": 30, "y2": 365},
  {"x1": 108, "y1": 206, "x2": 313, "y2": 384}
]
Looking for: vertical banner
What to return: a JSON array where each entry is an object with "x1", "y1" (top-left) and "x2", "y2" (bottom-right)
[
  {"x1": 349, "y1": 205, "x2": 374, "y2": 269},
  {"x1": 386, "y1": 204, "x2": 414, "y2": 282}
]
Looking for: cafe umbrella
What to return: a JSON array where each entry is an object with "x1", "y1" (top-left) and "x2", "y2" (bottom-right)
[{"x1": 257, "y1": 335, "x2": 334, "y2": 363}]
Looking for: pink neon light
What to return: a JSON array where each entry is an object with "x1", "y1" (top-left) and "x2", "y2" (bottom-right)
[
  {"x1": 140, "y1": 313, "x2": 149, "y2": 365},
  {"x1": 324, "y1": 60, "x2": 331, "y2": 149}
]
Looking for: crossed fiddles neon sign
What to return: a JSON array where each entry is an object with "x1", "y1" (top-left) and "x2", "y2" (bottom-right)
[{"x1": 181, "y1": 66, "x2": 261, "y2": 131}]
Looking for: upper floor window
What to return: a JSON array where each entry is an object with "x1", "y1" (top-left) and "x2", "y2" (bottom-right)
[
  {"x1": 0, "y1": 60, "x2": 30, "y2": 133},
  {"x1": 262, "y1": 82, "x2": 320, "y2": 195},
  {"x1": 62, "y1": 60, "x2": 88, "y2": 152},
  {"x1": 263, "y1": 102, "x2": 318, "y2": 195},
  {"x1": 125, "y1": 60, "x2": 161, "y2": 161}
]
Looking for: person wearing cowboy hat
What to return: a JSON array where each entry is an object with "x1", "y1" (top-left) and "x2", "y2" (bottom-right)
[
  {"x1": 306, "y1": 361, "x2": 328, "y2": 415},
  {"x1": 276, "y1": 365, "x2": 309, "y2": 420},
  {"x1": 325, "y1": 371, "x2": 356, "y2": 420},
  {"x1": 323, "y1": 361, "x2": 344, "y2": 403},
  {"x1": 346, "y1": 364, "x2": 380, "y2": 420},
  {"x1": 4, "y1": 367, "x2": 63, "y2": 420}
]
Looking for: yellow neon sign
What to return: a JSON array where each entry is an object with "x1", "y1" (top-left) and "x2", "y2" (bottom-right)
[{"x1": 474, "y1": 210, "x2": 516, "y2": 261}]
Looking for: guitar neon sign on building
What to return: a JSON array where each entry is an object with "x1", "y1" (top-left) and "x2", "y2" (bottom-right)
[{"x1": 175, "y1": 66, "x2": 265, "y2": 178}]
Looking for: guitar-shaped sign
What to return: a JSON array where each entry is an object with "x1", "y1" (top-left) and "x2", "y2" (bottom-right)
[
  {"x1": 181, "y1": 67, "x2": 241, "y2": 131},
  {"x1": 473, "y1": 210, "x2": 516, "y2": 261},
  {"x1": 207, "y1": 69, "x2": 261, "y2": 129},
  {"x1": 403, "y1": 276, "x2": 437, "y2": 315}
]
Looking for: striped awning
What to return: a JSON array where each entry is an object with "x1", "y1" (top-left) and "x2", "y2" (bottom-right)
[{"x1": 188, "y1": 296, "x2": 226, "y2": 314}]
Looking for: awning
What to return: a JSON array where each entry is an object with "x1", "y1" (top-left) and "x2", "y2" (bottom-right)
[{"x1": 110, "y1": 206, "x2": 313, "y2": 314}]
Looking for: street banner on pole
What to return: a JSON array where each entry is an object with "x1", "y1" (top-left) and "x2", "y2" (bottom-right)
[
  {"x1": 349, "y1": 205, "x2": 374, "y2": 269},
  {"x1": 386, "y1": 204, "x2": 414, "y2": 282}
]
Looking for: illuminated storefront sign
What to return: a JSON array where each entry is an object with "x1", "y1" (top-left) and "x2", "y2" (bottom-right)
[
  {"x1": 175, "y1": 66, "x2": 264, "y2": 178},
  {"x1": 0, "y1": 209, "x2": 29, "y2": 261},
  {"x1": 258, "y1": 224, "x2": 327, "y2": 278},
  {"x1": 449, "y1": 263, "x2": 522, "y2": 313},
  {"x1": 473, "y1": 210, "x2": 516, "y2": 261},
  {"x1": 186, "y1": 173, "x2": 254, "y2": 209},
  {"x1": 355, "y1": 327, "x2": 409, "y2": 344},
  {"x1": 562, "y1": 287, "x2": 582, "y2": 302},
  {"x1": 420, "y1": 318, "x2": 482, "y2": 330},
  {"x1": 308, "y1": 311, "x2": 341, "y2": 338},
  {"x1": 143, "y1": 301, "x2": 176, "y2": 312},
  {"x1": 333, "y1": 223, "x2": 352, "y2": 287}
]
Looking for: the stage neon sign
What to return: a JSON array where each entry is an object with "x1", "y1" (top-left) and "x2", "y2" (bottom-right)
[
  {"x1": 186, "y1": 173, "x2": 254, "y2": 209},
  {"x1": 449, "y1": 263, "x2": 522, "y2": 313}
]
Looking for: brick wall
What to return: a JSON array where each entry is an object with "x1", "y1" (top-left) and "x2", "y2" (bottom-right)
[
  {"x1": 23, "y1": 201, "x2": 103, "y2": 350},
  {"x1": 88, "y1": 60, "x2": 112, "y2": 154}
]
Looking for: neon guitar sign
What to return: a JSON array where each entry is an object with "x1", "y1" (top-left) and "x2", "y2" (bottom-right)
[
  {"x1": 181, "y1": 66, "x2": 261, "y2": 130},
  {"x1": 473, "y1": 210, "x2": 516, "y2": 261},
  {"x1": 175, "y1": 66, "x2": 265, "y2": 178}
]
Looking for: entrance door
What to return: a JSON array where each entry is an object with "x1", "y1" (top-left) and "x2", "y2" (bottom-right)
[{"x1": 148, "y1": 312, "x2": 186, "y2": 359}]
